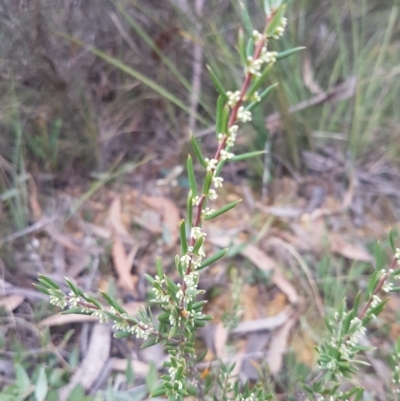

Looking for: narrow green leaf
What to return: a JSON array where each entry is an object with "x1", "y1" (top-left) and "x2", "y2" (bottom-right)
[
  {"x1": 196, "y1": 349, "x2": 209, "y2": 363},
  {"x1": 206, "y1": 65, "x2": 228, "y2": 101},
  {"x1": 239, "y1": 1, "x2": 254, "y2": 38},
  {"x1": 151, "y1": 386, "x2": 167, "y2": 398},
  {"x1": 168, "y1": 326, "x2": 178, "y2": 339},
  {"x1": 190, "y1": 134, "x2": 207, "y2": 168},
  {"x1": 246, "y1": 63, "x2": 273, "y2": 100},
  {"x1": 374, "y1": 241, "x2": 384, "y2": 271},
  {"x1": 156, "y1": 257, "x2": 164, "y2": 279},
  {"x1": 389, "y1": 228, "x2": 396, "y2": 252},
  {"x1": 193, "y1": 236, "x2": 204, "y2": 254},
  {"x1": 176, "y1": 254, "x2": 184, "y2": 277},
  {"x1": 37, "y1": 274, "x2": 60, "y2": 290},
  {"x1": 16, "y1": 364, "x2": 30, "y2": 390},
  {"x1": 202, "y1": 170, "x2": 213, "y2": 196},
  {"x1": 187, "y1": 190, "x2": 193, "y2": 227},
  {"x1": 276, "y1": 46, "x2": 306, "y2": 60},
  {"x1": 60, "y1": 308, "x2": 90, "y2": 315},
  {"x1": 198, "y1": 248, "x2": 229, "y2": 270},
  {"x1": 81, "y1": 294, "x2": 103, "y2": 309},
  {"x1": 114, "y1": 331, "x2": 132, "y2": 339},
  {"x1": 145, "y1": 274, "x2": 155, "y2": 285},
  {"x1": 246, "y1": 83, "x2": 278, "y2": 112},
  {"x1": 229, "y1": 150, "x2": 266, "y2": 162},
  {"x1": 215, "y1": 160, "x2": 226, "y2": 177},
  {"x1": 157, "y1": 312, "x2": 171, "y2": 323},
  {"x1": 99, "y1": 290, "x2": 126, "y2": 314},
  {"x1": 216, "y1": 95, "x2": 225, "y2": 136},
  {"x1": 187, "y1": 156, "x2": 198, "y2": 197},
  {"x1": 266, "y1": 5, "x2": 286, "y2": 37},
  {"x1": 125, "y1": 358, "x2": 135, "y2": 385},
  {"x1": 204, "y1": 200, "x2": 242, "y2": 221},
  {"x1": 191, "y1": 300, "x2": 208, "y2": 310},
  {"x1": 238, "y1": 27, "x2": 247, "y2": 66},
  {"x1": 263, "y1": 0, "x2": 272, "y2": 16},
  {"x1": 64, "y1": 277, "x2": 83, "y2": 297},
  {"x1": 179, "y1": 220, "x2": 188, "y2": 254},
  {"x1": 32, "y1": 283, "x2": 51, "y2": 295},
  {"x1": 34, "y1": 366, "x2": 48, "y2": 401},
  {"x1": 141, "y1": 337, "x2": 159, "y2": 349}
]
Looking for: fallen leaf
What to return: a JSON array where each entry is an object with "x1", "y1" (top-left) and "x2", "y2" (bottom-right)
[
  {"x1": 112, "y1": 235, "x2": 137, "y2": 294},
  {"x1": 214, "y1": 323, "x2": 228, "y2": 358},
  {"x1": 58, "y1": 323, "x2": 111, "y2": 401},
  {"x1": 141, "y1": 195, "x2": 180, "y2": 249},
  {"x1": 0, "y1": 295, "x2": 25, "y2": 312},
  {"x1": 231, "y1": 308, "x2": 292, "y2": 334},
  {"x1": 107, "y1": 197, "x2": 131, "y2": 238},
  {"x1": 266, "y1": 317, "x2": 297, "y2": 374},
  {"x1": 111, "y1": 358, "x2": 149, "y2": 376},
  {"x1": 330, "y1": 234, "x2": 373, "y2": 263},
  {"x1": 209, "y1": 237, "x2": 299, "y2": 305}
]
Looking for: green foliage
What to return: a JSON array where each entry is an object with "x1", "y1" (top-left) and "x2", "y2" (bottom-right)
[{"x1": 29, "y1": 2, "x2": 400, "y2": 401}]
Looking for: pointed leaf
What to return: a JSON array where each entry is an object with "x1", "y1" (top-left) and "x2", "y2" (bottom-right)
[
  {"x1": 187, "y1": 156, "x2": 198, "y2": 197},
  {"x1": 190, "y1": 134, "x2": 207, "y2": 168}
]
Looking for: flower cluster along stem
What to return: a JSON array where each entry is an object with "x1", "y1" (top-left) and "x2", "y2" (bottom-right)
[
  {"x1": 358, "y1": 256, "x2": 396, "y2": 319},
  {"x1": 180, "y1": 33, "x2": 270, "y2": 307}
]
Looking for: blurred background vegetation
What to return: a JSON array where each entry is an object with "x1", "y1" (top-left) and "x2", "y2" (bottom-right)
[{"x1": 1, "y1": 0, "x2": 400, "y2": 399}]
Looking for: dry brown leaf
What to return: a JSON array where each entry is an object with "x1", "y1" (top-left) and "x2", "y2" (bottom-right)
[
  {"x1": 231, "y1": 308, "x2": 292, "y2": 334},
  {"x1": 142, "y1": 195, "x2": 180, "y2": 249},
  {"x1": 107, "y1": 196, "x2": 131, "y2": 238},
  {"x1": 214, "y1": 323, "x2": 228, "y2": 358},
  {"x1": 45, "y1": 225, "x2": 83, "y2": 251},
  {"x1": 112, "y1": 235, "x2": 137, "y2": 293},
  {"x1": 0, "y1": 295, "x2": 25, "y2": 312},
  {"x1": 266, "y1": 317, "x2": 297, "y2": 374},
  {"x1": 330, "y1": 234, "x2": 373, "y2": 263},
  {"x1": 59, "y1": 323, "x2": 111, "y2": 401},
  {"x1": 111, "y1": 358, "x2": 149, "y2": 376},
  {"x1": 209, "y1": 237, "x2": 299, "y2": 305}
]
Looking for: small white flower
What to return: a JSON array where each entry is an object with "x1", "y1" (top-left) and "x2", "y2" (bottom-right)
[
  {"x1": 237, "y1": 106, "x2": 252, "y2": 122},
  {"x1": 197, "y1": 246, "x2": 206, "y2": 258},
  {"x1": 370, "y1": 295, "x2": 381, "y2": 308},
  {"x1": 217, "y1": 133, "x2": 224, "y2": 141},
  {"x1": 92, "y1": 309, "x2": 108, "y2": 323},
  {"x1": 209, "y1": 189, "x2": 218, "y2": 200},
  {"x1": 180, "y1": 253, "x2": 192, "y2": 268},
  {"x1": 220, "y1": 149, "x2": 235, "y2": 160},
  {"x1": 246, "y1": 56, "x2": 263, "y2": 76},
  {"x1": 68, "y1": 292, "x2": 80, "y2": 308},
  {"x1": 201, "y1": 207, "x2": 215, "y2": 218},
  {"x1": 212, "y1": 176, "x2": 224, "y2": 188},
  {"x1": 252, "y1": 30, "x2": 264, "y2": 43},
  {"x1": 184, "y1": 272, "x2": 199, "y2": 288},
  {"x1": 272, "y1": 17, "x2": 287, "y2": 39},
  {"x1": 191, "y1": 227, "x2": 206, "y2": 240},
  {"x1": 383, "y1": 282, "x2": 394, "y2": 293},
  {"x1": 250, "y1": 91, "x2": 261, "y2": 103},
  {"x1": 192, "y1": 195, "x2": 201, "y2": 206},
  {"x1": 113, "y1": 321, "x2": 130, "y2": 331},
  {"x1": 260, "y1": 47, "x2": 277, "y2": 64},
  {"x1": 205, "y1": 157, "x2": 218, "y2": 171},
  {"x1": 130, "y1": 323, "x2": 150, "y2": 339},
  {"x1": 49, "y1": 295, "x2": 68, "y2": 309},
  {"x1": 226, "y1": 90, "x2": 241, "y2": 107}
]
